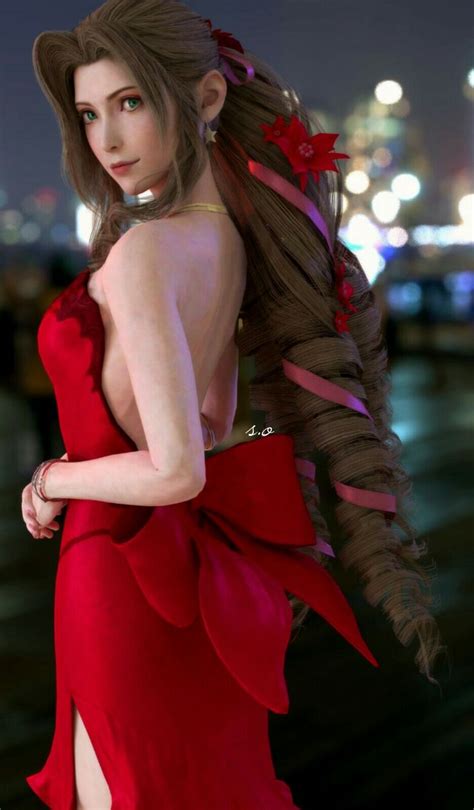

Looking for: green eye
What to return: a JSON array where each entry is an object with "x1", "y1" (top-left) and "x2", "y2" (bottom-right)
[
  {"x1": 78, "y1": 96, "x2": 142, "y2": 125},
  {"x1": 125, "y1": 97, "x2": 141, "y2": 110}
]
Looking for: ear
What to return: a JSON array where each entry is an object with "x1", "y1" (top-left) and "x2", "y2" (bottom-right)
[{"x1": 196, "y1": 69, "x2": 227, "y2": 123}]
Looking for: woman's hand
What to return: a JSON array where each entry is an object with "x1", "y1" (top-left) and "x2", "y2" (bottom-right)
[
  {"x1": 33, "y1": 487, "x2": 68, "y2": 530},
  {"x1": 22, "y1": 482, "x2": 66, "y2": 540}
]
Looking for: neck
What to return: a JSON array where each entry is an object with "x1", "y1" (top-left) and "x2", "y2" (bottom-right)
[{"x1": 154, "y1": 157, "x2": 225, "y2": 210}]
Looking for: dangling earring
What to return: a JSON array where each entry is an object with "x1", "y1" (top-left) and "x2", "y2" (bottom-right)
[{"x1": 202, "y1": 120, "x2": 217, "y2": 145}]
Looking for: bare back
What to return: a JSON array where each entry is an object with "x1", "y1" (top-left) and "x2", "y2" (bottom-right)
[{"x1": 86, "y1": 212, "x2": 247, "y2": 451}]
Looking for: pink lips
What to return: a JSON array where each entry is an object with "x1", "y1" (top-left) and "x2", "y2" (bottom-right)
[{"x1": 111, "y1": 159, "x2": 139, "y2": 174}]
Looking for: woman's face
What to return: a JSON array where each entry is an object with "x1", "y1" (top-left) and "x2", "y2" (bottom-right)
[{"x1": 74, "y1": 57, "x2": 177, "y2": 198}]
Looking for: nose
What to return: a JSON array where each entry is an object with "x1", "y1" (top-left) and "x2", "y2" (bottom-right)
[{"x1": 100, "y1": 118, "x2": 124, "y2": 154}]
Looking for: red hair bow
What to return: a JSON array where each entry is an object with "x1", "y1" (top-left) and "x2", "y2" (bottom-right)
[
  {"x1": 203, "y1": 18, "x2": 245, "y2": 54},
  {"x1": 202, "y1": 19, "x2": 254, "y2": 85}
]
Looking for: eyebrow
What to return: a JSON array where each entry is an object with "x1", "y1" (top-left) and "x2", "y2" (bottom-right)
[{"x1": 74, "y1": 85, "x2": 138, "y2": 108}]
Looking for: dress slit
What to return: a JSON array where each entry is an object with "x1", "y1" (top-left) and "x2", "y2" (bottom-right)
[{"x1": 71, "y1": 691, "x2": 116, "y2": 810}]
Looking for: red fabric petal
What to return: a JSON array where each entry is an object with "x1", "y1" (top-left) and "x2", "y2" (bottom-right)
[
  {"x1": 197, "y1": 526, "x2": 292, "y2": 713},
  {"x1": 194, "y1": 435, "x2": 379, "y2": 670},
  {"x1": 206, "y1": 521, "x2": 379, "y2": 670},
  {"x1": 112, "y1": 502, "x2": 199, "y2": 627}
]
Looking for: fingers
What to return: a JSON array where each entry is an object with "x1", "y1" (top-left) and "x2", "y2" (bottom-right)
[
  {"x1": 24, "y1": 508, "x2": 40, "y2": 537},
  {"x1": 24, "y1": 508, "x2": 60, "y2": 540},
  {"x1": 22, "y1": 478, "x2": 64, "y2": 540},
  {"x1": 37, "y1": 520, "x2": 60, "y2": 539}
]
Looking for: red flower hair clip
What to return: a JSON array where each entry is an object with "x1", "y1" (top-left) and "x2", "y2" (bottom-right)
[
  {"x1": 256, "y1": 114, "x2": 354, "y2": 333},
  {"x1": 260, "y1": 114, "x2": 350, "y2": 194}
]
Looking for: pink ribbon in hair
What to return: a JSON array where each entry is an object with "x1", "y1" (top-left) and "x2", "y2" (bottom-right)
[
  {"x1": 219, "y1": 46, "x2": 255, "y2": 86},
  {"x1": 282, "y1": 358, "x2": 397, "y2": 523},
  {"x1": 204, "y1": 19, "x2": 397, "y2": 535}
]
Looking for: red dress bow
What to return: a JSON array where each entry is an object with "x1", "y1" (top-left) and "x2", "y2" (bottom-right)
[{"x1": 113, "y1": 434, "x2": 379, "y2": 713}]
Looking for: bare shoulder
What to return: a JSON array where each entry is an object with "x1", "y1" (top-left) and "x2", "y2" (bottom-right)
[
  {"x1": 107, "y1": 220, "x2": 178, "y2": 285},
  {"x1": 106, "y1": 216, "x2": 213, "y2": 294}
]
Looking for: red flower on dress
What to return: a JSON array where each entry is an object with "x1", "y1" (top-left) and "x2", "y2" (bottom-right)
[
  {"x1": 260, "y1": 114, "x2": 350, "y2": 193},
  {"x1": 203, "y1": 19, "x2": 245, "y2": 54}
]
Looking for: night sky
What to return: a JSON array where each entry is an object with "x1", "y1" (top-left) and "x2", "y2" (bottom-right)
[{"x1": 0, "y1": 0, "x2": 472, "y2": 214}]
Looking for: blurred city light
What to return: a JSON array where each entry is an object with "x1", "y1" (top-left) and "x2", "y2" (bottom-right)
[
  {"x1": 458, "y1": 193, "x2": 474, "y2": 228},
  {"x1": 374, "y1": 79, "x2": 403, "y2": 105},
  {"x1": 19, "y1": 222, "x2": 41, "y2": 243},
  {"x1": 50, "y1": 223, "x2": 71, "y2": 244},
  {"x1": 354, "y1": 246, "x2": 386, "y2": 284},
  {"x1": 387, "y1": 226, "x2": 409, "y2": 247},
  {"x1": 345, "y1": 170, "x2": 370, "y2": 194},
  {"x1": 412, "y1": 224, "x2": 474, "y2": 246},
  {"x1": 372, "y1": 147, "x2": 393, "y2": 168},
  {"x1": 391, "y1": 173, "x2": 421, "y2": 201},
  {"x1": 371, "y1": 190, "x2": 401, "y2": 223},
  {"x1": 347, "y1": 213, "x2": 380, "y2": 246},
  {"x1": 387, "y1": 281, "x2": 422, "y2": 315}
]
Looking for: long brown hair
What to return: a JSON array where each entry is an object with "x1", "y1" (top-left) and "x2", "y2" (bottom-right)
[{"x1": 32, "y1": 0, "x2": 447, "y2": 686}]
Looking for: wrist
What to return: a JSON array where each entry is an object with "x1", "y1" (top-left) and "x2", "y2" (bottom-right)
[{"x1": 32, "y1": 458, "x2": 68, "y2": 502}]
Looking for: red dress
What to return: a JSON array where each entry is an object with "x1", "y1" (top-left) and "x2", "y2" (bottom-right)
[{"x1": 26, "y1": 268, "x2": 379, "y2": 809}]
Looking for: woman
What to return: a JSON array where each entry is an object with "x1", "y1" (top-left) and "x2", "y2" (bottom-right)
[{"x1": 22, "y1": 1, "x2": 445, "y2": 807}]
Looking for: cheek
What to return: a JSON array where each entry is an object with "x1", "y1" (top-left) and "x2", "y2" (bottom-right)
[
  {"x1": 140, "y1": 128, "x2": 162, "y2": 154},
  {"x1": 84, "y1": 129, "x2": 99, "y2": 156},
  {"x1": 86, "y1": 130, "x2": 112, "y2": 166},
  {"x1": 138, "y1": 113, "x2": 166, "y2": 152}
]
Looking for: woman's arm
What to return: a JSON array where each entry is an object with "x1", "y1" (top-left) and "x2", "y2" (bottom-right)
[
  {"x1": 58, "y1": 420, "x2": 211, "y2": 470},
  {"x1": 43, "y1": 425, "x2": 212, "y2": 508},
  {"x1": 42, "y1": 223, "x2": 221, "y2": 507},
  {"x1": 43, "y1": 448, "x2": 201, "y2": 506}
]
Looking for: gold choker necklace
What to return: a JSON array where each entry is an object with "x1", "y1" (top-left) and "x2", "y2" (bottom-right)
[{"x1": 169, "y1": 202, "x2": 229, "y2": 216}]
